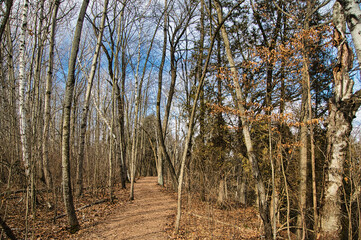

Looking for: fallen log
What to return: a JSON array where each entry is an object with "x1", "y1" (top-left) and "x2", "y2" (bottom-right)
[{"x1": 54, "y1": 198, "x2": 109, "y2": 220}]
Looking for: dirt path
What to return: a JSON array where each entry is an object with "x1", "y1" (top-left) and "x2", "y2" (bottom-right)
[{"x1": 76, "y1": 177, "x2": 176, "y2": 239}]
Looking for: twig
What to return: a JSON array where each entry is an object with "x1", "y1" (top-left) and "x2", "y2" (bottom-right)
[
  {"x1": 53, "y1": 199, "x2": 109, "y2": 220},
  {"x1": 0, "y1": 188, "x2": 52, "y2": 197},
  {"x1": 187, "y1": 212, "x2": 243, "y2": 230}
]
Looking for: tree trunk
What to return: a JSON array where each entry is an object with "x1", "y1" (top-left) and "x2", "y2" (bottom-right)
[
  {"x1": 18, "y1": 0, "x2": 30, "y2": 180},
  {"x1": 198, "y1": 0, "x2": 206, "y2": 144},
  {"x1": 42, "y1": 0, "x2": 60, "y2": 191},
  {"x1": 115, "y1": 2, "x2": 127, "y2": 189},
  {"x1": 0, "y1": 216, "x2": 17, "y2": 240},
  {"x1": 217, "y1": 178, "x2": 226, "y2": 206},
  {"x1": 155, "y1": 0, "x2": 179, "y2": 189},
  {"x1": 155, "y1": 0, "x2": 164, "y2": 187},
  {"x1": 297, "y1": 54, "x2": 309, "y2": 239},
  {"x1": 319, "y1": 2, "x2": 361, "y2": 238},
  {"x1": 129, "y1": 26, "x2": 142, "y2": 200},
  {"x1": 214, "y1": 2, "x2": 272, "y2": 239},
  {"x1": 6, "y1": 20, "x2": 18, "y2": 175},
  {"x1": 0, "y1": 0, "x2": 13, "y2": 44},
  {"x1": 308, "y1": 50, "x2": 319, "y2": 238},
  {"x1": 61, "y1": 0, "x2": 89, "y2": 232},
  {"x1": 75, "y1": 0, "x2": 108, "y2": 197},
  {"x1": 156, "y1": 145, "x2": 164, "y2": 186},
  {"x1": 338, "y1": 0, "x2": 361, "y2": 68},
  {"x1": 18, "y1": 2, "x2": 32, "y2": 232},
  {"x1": 112, "y1": 1, "x2": 128, "y2": 189},
  {"x1": 175, "y1": 2, "x2": 241, "y2": 231},
  {"x1": 237, "y1": 164, "x2": 247, "y2": 205},
  {"x1": 175, "y1": 34, "x2": 215, "y2": 232},
  {"x1": 32, "y1": 0, "x2": 45, "y2": 186},
  {"x1": 119, "y1": 40, "x2": 127, "y2": 189},
  {"x1": 109, "y1": 86, "x2": 115, "y2": 201}
]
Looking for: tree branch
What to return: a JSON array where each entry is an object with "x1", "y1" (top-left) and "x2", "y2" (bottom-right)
[{"x1": 0, "y1": 215, "x2": 17, "y2": 240}]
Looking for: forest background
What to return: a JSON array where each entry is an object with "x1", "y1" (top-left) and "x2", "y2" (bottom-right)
[{"x1": 1, "y1": 0, "x2": 361, "y2": 239}]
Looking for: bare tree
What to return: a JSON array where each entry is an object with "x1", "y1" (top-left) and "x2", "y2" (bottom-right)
[
  {"x1": 129, "y1": 25, "x2": 142, "y2": 200},
  {"x1": 75, "y1": 0, "x2": 109, "y2": 197},
  {"x1": 155, "y1": 0, "x2": 168, "y2": 187},
  {"x1": 156, "y1": 0, "x2": 196, "y2": 190},
  {"x1": 42, "y1": 0, "x2": 60, "y2": 191},
  {"x1": 175, "y1": 0, "x2": 243, "y2": 232},
  {"x1": 18, "y1": 0, "x2": 30, "y2": 182},
  {"x1": 61, "y1": 0, "x2": 90, "y2": 232},
  {"x1": 319, "y1": 1, "x2": 361, "y2": 238}
]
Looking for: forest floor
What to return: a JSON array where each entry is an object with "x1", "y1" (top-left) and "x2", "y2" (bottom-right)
[
  {"x1": 75, "y1": 177, "x2": 176, "y2": 239},
  {"x1": 1, "y1": 177, "x2": 261, "y2": 239}
]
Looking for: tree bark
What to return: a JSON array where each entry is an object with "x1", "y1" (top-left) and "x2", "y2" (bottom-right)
[
  {"x1": 113, "y1": 2, "x2": 127, "y2": 189},
  {"x1": 297, "y1": 47, "x2": 309, "y2": 240},
  {"x1": 18, "y1": 2, "x2": 31, "y2": 234},
  {"x1": 18, "y1": 0, "x2": 30, "y2": 179},
  {"x1": 0, "y1": 216, "x2": 17, "y2": 240},
  {"x1": 42, "y1": 0, "x2": 60, "y2": 191},
  {"x1": 156, "y1": 0, "x2": 168, "y2": 187},
  {"x1": 0, "y1": 0, "x2": 13, "y2": 44},
  {"x1": 32, "y1": 0, "x2": 46, "y2": 185},
  {"x1": 129, "y1": 26, "x2": 142, "y2": 200},
  {"x1": 61, "y1": 0, "x2": 89, "y2": 232},
  {"x1": 319, "y1": 2, "x2": 361, "y2": 238},
  {"x1": 109, "y1": 85, "x2": 115, "y2": 201},
  {"x1": 338, "y1": 0, "x2": 361, "y2": 69},
  {"x1": 119, "y1": 19, "x2": 128, "y2": 189},
  {"x1": 198, "y1": 0, "x2": 206, "y2": 142}
]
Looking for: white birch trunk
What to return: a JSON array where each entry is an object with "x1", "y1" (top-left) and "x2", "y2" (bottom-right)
[
  {"x1": 18, "y1": 0, "x2": 30, "y2": 178},
  {"x1": 319, "y1": 2, "x2": 361, "y2": 238},
  {"x1": 338, "y1": 0, "x2": 361, "y2": 68}
]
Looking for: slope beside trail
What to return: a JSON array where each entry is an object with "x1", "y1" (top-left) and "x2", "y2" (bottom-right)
[{"x1": 76, "y1": 177, "x2": 176, "y2": 240}]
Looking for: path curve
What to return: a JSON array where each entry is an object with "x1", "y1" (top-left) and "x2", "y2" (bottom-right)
[{"x1": 77, "y1": 177, "x2": 176, "y2": 239}]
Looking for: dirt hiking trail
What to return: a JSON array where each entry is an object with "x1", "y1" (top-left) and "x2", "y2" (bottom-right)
[{"x1": 76, "y1": 177, "x2": 176, "y2": 239}]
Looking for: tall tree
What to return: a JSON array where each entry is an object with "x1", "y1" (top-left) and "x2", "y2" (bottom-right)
[
  {"x1": 129, "y1": 25, "x2": 142, "y2": 200},
  {"x1": 156, "y1": 0, "x2": 168, "y2": 187},
  {"x1": 175, "y1": 0, "x2": 244, "y2": 232},
  {"x1": 75, "y1": 0, "x2": 108, "y2": 197},
  {"x1": 214, "y1": 1, "x2": 272, "y2": 239},
  {"x1": 42, "y1": 0, "x2": 61, "y2": 191},
  {"x1": 18, "y1": 0, "x2": 30, "y2": 181},
  {"x1": 61, "y1": 0, "x2": 90, "y2": 232},
  {"x1": 156, "y1": 0, "x2": 196, "y2": 189},
  {"x1": 319, "y1": 1, "x2": 361, "y2": 238},
  {"x1": 97, "y1": 1, "x2": 128, "y2": 189}
]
